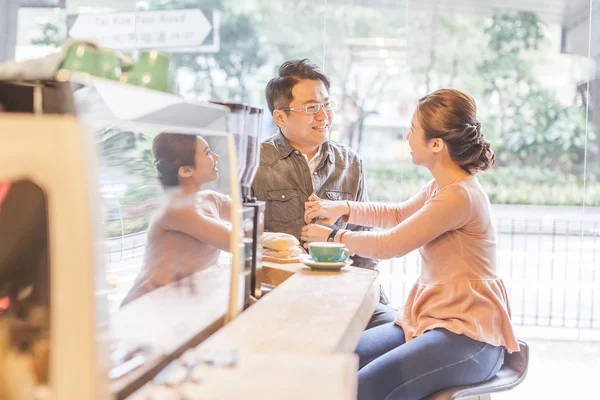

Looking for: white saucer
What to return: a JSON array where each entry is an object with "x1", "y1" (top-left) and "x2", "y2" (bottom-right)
[{"x1": 299, "y1": 254, "x2": 353, "y2": 270}]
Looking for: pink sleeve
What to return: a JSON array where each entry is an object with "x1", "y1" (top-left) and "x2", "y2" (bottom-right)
[
  {"x1": 341, "y1": 185, "x2": 472, "y2": 260},
  {"x1": 202, "y1": 190, "x2": 232, "y2": 222},
  {"x1": 163, "y1": 205, "x2": 231, "y2": 252},
  {"x1": 346, "y1": 189, "x2": 427, "y2": 229},
  {"x1": 216, "y1": 192, "x2": 232, "y2": 222}
]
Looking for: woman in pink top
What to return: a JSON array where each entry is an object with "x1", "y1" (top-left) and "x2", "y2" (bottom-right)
[
  {"x1": 121, "y1": 132, "x2": 231, "y2": 306},
  {"x1": 301, "y1": 89, "x2": 519, "y2": 399}
]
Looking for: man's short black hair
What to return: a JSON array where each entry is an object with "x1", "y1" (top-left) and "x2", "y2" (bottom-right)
[{"x1": 265, "y1": 59, "x2": 331, "y2": 114}]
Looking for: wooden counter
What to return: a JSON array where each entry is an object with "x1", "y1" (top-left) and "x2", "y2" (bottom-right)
[
  {"x1": 261, "y1": 260, "x2": 299, "y2": 287},
  {"x1": 114, "y1": 261, "x2": 379, "y2": 399},
  {"x1": 199, "y1": 263, "x2": 379, "y2": 354},
  {"x1": 110, "y1": 264, "x2": 231, "y2": 399},
  {"x1": 130, "y1": 352, "x2": 358, "y2": 400},
  {"x1": 183, "y1": 262, "x2": 378, "y2": 399}
]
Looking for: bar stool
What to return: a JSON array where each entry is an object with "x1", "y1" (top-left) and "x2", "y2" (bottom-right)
[{"x1": 424, "y1": 340, "x2": 529, "y2": 400}]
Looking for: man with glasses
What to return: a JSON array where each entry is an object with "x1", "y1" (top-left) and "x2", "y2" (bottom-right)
[{"x1": 252, "y1": 59, "x2": 395, "y2": 329}]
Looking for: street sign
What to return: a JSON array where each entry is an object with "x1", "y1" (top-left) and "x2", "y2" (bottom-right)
[{"x1": 67, "y1": 9, "x2": 219, "y2": 53}]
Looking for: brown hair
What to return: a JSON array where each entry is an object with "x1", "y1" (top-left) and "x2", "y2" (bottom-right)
[
  {"x1": 265, "y1": 59, "x2": 331, "y2": 114},
  {"x1": 152, "y1": 132, "x2": 197, "y2": 188},
  {"x1": 416, "y1": 88, "x2": 495, "y2": 174}
]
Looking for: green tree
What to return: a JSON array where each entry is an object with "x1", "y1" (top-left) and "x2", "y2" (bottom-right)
[
  {"x1": 478, "y1": 11, "x2": 596, "y2": 178},
  {"x1": 255, "y1": 1, "x2": 410, "y2": 148},
  {"x1": 408, "y1": 8, "x2": 487, "y2": 95},
  {"x1": 148, "y1": 0, "x2": 267, "y2": 102},
  {"x1": 499, "y1": 85, "x2": 596, "y2": 175}
]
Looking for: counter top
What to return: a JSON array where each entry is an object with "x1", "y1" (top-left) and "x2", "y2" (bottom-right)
[
  {"x1": 115, "y1": 261, "x2": 379, "y2": 399},
  {"x1": 110, "y1": 264, "x2": 231, "y2": 399},
  {"x1": 130, "y1": 352, "x2": 358, "y2": 400},
  {"x1": 199, "y1": 263, "x2": 379, "y2": 354}
]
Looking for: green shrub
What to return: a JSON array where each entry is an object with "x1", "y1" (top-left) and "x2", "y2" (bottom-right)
[
  {"x1": 105, "y1": 216, "x2": 150, "y2": 238},
  {"x1": 365, "y1": 162, "x2": 600, "y2": 206}
]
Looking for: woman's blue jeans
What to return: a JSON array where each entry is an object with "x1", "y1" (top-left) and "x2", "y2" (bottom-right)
[{"x1": 356, "y1": 323, "x2": 505, "y2": 400}]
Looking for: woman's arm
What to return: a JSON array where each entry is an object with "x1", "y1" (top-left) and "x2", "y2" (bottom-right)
[
  {"x1": 163, "y1": 206, "x2": 231, "y2": 252},
  {"x1": 304, "y1": 186, "x2": 429, "y2": 228},
  {"x1": 340, "y1": 185, "x2": 472, "y2": 259},
  {"x1": 343, "y1": 189, "x2": 427, "y2": 229},
  {"x1": 215, "y1": 192, "x2": 232, "y2": 222}
]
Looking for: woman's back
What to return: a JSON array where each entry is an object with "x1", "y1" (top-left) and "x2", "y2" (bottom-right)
[
  {"x1": 397, "y1": 176, "x2": 518, "y2": 352},
  {"x1": 419, "y1": 175, "x2": 499, "y2": 284}
]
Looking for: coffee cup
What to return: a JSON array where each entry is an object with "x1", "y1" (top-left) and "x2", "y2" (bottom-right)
[{"x1": 308, "y1": 242, "x2": 350, "y2": 263}]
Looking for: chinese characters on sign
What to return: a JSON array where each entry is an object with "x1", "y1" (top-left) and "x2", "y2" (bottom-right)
[{"x1": 68, "y1": 9, "x2": 219, "y2": 53}]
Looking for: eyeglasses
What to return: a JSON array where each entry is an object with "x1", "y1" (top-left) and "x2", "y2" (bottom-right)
[{"x1": 278, "y1": 99, "x2": 337, "y2": 115}]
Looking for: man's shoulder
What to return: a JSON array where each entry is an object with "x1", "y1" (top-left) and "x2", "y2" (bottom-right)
[
  {"x1": 261, "y1": 134, "x2": 279, "y2": 146},
  {"x1": 259, "y1": 135, "x2": 280, "y2": 166},
  {"x1": 327, "y1": 140, "x2": 362, "y2": 168}
]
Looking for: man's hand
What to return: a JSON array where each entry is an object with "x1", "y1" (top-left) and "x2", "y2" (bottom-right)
[
  {"x1": 300, "y1": 224, "x2": 333, "y2": 246},
  {"x1": 304, "y1": 193, "x2": 350, "y2": 225}
]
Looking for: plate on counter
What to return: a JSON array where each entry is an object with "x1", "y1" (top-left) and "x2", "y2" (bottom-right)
[
  {"x1": 262, "y1": 254, "x2": 302, "y2": 264},
  {"x1": 299, "y1": 254, "x2": 353, "y2": 271}
]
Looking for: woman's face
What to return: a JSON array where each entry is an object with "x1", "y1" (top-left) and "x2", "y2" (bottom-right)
[
  {"x1": 406, "y1": 112, "x2": 431, "y2": 167},
  {"x1": 179, "y1": 137, "x2": 220, "y2": 186}
]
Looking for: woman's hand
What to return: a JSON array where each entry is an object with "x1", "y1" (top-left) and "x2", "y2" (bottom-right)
[
  {"x1": 304, "y1": 193, "x2": 350, "y2": 225},
  {"x1": 301, "y1": 224, "x2": 332, "y2": 246}
]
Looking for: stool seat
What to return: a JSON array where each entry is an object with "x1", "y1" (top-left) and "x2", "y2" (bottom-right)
[{"x1": 424, "y1": 340, "x2": 529, "y2": 400}]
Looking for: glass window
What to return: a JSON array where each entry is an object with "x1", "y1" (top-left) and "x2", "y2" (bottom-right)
[{"x1": 326, "y1": 1, "x2": 599, "y2": 398}]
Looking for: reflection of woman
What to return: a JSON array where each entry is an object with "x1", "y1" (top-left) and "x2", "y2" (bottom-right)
[
  {"x1": 121, "y1": 132, "x2": 231, "y2": 306},
  {"x1": 301, "y1": 89, "x2": 518, "y2": 399}
]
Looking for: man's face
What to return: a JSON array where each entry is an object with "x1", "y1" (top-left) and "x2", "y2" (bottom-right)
[{"x1": 274, "y1": 79, "x2": 333, "y2": 149}]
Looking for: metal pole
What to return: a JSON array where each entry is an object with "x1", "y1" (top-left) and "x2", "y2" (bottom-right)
[{"x1": 0, "y1": 0, "x2": 19, "y2": 63}]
